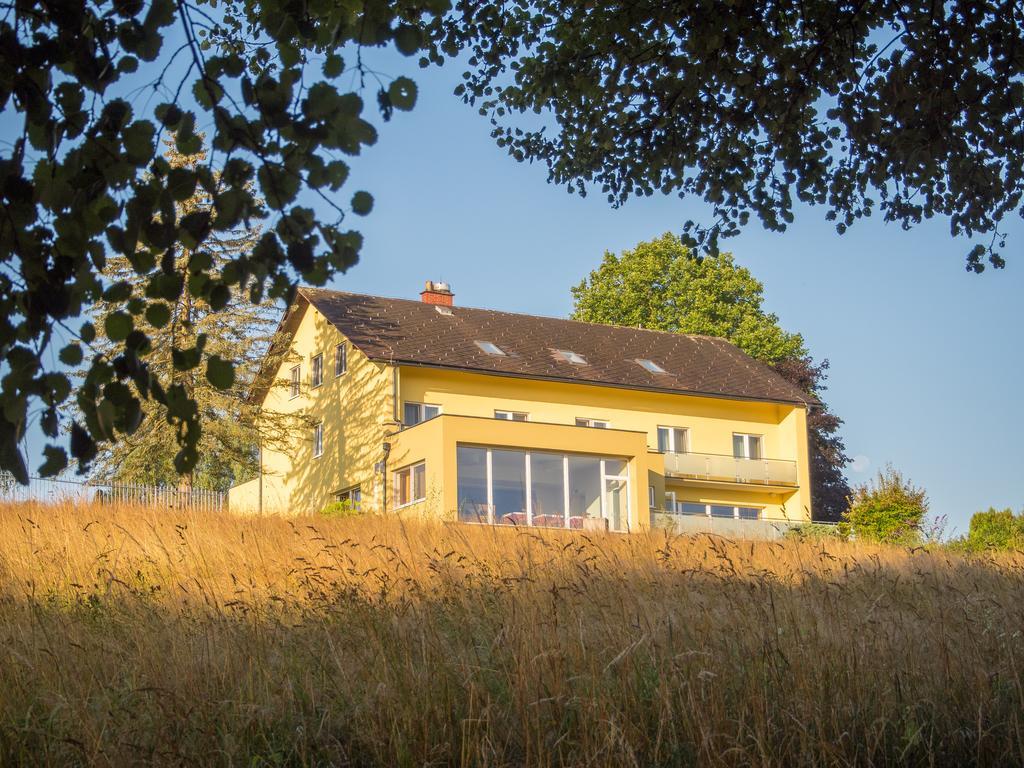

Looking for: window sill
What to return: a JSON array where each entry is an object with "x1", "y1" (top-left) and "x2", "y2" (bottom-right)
[{"x1": 394, "y1": 498, "x2": 426, "y2": 510}]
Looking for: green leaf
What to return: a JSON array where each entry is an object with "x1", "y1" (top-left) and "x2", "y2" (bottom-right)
[
  {"x1": 167, "y1": 167, "x2": 197, "y2": 201},
  {"x1": 59, "y1": 344, "x2": 83, "y2": 366},
  {"x1": 258, "y1": 164, "x2": 300, "y2": 209},
  {"x1": 122, "y1": 120, "x2": 156, "y2": 165},
  {"x1": 394, "y1": 25, "x2": 422, "y2": 56},
  {"x1": 387, "y1": 77, "x2": 417, "y2": 111},
  {"x1": 105, "y1": 312, "x2": 134, "y2": 341},
  {"x1": 206, "y1": 355, "x2": 235, "y2": 390},
  {"x1": 38, "y1": 446, "x2": 68, "y2": 477},
  {"x1": 145, "y1": 302, "x2": 171, "y2": 328},
  {"x1": 323, "y1": 54, "x2": 344, "y2": 78},
  {"x1": 351, "y1": 191, "x2": 373, "y2": 216}
]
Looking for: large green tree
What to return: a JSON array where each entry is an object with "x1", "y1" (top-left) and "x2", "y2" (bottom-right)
[
  {"x1": 437, "y1": 1, "x2": 1024, "y2": 271},
  {"x1": 572, "y1": 233, "x2": 851, "y2": 520},
  {"x1": 87, "y1": 141, "x2": 301, "y2": 491}
]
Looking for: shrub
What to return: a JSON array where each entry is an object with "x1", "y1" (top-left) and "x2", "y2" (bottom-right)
[
  {"x1": 785, "y1": 523, "x2": 847, "y2": 541},
  {"x1": 956, "y1": 507, "x2": 1024, "y2": 552},
  {"x1": 319, "y1": 500, "x2": 361, "y2": 519},
  {"x1": 841, "y1": 466, "x2": 928, "y2": 545}
]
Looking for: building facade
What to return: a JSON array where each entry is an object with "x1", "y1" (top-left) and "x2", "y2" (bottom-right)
[{"x1": 229, "y1": 283, "x2": 817, "y2": 531}]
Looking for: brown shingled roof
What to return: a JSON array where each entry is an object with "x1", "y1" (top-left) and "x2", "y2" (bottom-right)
[{"x1": 280, "y1": 287, "x2": 815, "y2": 407}]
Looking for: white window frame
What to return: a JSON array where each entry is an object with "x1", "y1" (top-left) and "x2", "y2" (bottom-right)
[
  {"x1": 403, "y1": 401, "x2": 442, "y2": 427},
  {"x1": 575, "y1": 417, "x2": 609, "y2": 429},
  {"x1": 394, "y1": 462, "x2": 426, "y2": 508},
  {"x1": 648, "y1": 485, "x2": 655, "y2": 509},
  {"x1": 336, "y1": 485, "x2": 361, "y2": 510},
  {"x1": 494, "y1": 410, "x2": 528, "y2": 421},
  {"x1": 657, "y1": 426, "x2": 689, "y2": 453},
  {"x1": 334, "y1": 343, "x2": 347, "y2": 377},
  {"x1": 312, "y1": 422, "x2": 323, "y2": 458},
  {"x1": 310, "y1": 353, "x2": 323, "y2": 389},
  {"x1": 665, "y1": 490, "x2": 678, "y2": 513},
  {"x1": 733, "y1": 433, "x2": 763, "y2": 460},
  {"x1": 289, "y1": 365, "x2": 301, "y2": 399}
]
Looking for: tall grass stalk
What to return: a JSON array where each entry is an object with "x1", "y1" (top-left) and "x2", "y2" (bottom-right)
[{"x1": 0, "y1": 501, "x2": 1021, "y2": 766}]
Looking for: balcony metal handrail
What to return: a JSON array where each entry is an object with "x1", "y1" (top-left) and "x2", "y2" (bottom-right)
[{"x1": 663, "y1": 450, "x2": 798, "y2": 487}]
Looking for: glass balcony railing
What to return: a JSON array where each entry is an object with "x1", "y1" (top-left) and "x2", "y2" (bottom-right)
[{"x1": 663, "y1": 451, "x2": 798, "y2": 487}]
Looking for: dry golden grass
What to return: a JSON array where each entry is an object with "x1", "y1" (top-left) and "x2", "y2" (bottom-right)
[{"x1": 0, "y1": 501, "x2": 1022, "y2": 767}]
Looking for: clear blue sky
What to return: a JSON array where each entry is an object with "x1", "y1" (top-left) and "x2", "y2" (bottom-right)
[
  {"x1": 336, "y1": 55, "x2": 1022, "y2": 535},
  {"x1": 9, "y1": 41, "x2": 1022, "y2": 534}
]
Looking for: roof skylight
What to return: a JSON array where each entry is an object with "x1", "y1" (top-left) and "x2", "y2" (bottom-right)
[
  {"x1": 636, "y1": 358, "x2": 667, "y2": 374},
  {"x1": 475, "y1": 340, "x2": 506, "y2": 356},
  {"x1": 554, "y1": 349, "x2": 588, "y2": 365},
  {"x1": 435, "y1": 305, "x2": 453, "y2": 316}
]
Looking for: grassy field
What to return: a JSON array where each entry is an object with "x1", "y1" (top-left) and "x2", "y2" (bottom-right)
[{"x1": 0, "y1": 503, "x2": 1022, "y2": 767}]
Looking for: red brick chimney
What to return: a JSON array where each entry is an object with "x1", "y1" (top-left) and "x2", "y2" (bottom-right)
[{"x1": 420, "y1": 280, "x2": 454, "y2": 307}]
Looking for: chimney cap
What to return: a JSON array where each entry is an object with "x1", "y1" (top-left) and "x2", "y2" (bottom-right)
[{"x1": 420, "y1": 280, "x2": 454, "y2": 307}]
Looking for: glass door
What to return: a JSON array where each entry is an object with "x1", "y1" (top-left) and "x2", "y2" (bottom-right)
[{"x1": 601, "y1": 459, "x2": 630, "y2": 532}]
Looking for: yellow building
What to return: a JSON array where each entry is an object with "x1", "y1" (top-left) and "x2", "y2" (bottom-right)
[{"x1": 230, "y1": 282, "x2": 818, "y2": 533}]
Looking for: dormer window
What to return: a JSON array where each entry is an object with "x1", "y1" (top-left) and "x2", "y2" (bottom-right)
[
  {"x1": 636, "y1": 358, "x2": 667, "y2": 374},
  {"x1": 554, "y1": 349, "x2": 588, "y2": 365},
  {"x1": 475, "y1": 340, "x2": 506, "y2": 356}
]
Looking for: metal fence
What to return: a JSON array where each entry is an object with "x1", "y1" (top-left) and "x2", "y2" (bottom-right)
[{"x1": 0, "y1": 475, "x2": 225, "y2": 513}]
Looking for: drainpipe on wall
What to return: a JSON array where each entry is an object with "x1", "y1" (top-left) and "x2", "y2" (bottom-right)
[{"x1": 380, "y1": 441, "x2": 392, "y2": 513}]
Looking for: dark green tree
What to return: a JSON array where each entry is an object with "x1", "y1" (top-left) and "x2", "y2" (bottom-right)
[
  {"x1": 0, "y1": 0, "x2": 441, "y2": 482},
  {"x1": 436, "y1": 1, "x2": 1023, "y2": 270},
  {"x1": 571, "y1": 233, "x2": 851, "y2": 520}
]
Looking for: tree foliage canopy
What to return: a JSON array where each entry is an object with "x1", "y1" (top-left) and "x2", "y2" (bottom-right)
[
  {"x1": 438, "y1": 1, "x2": 1024, "y2": 269},
  {"x1": 571, "y1": 233, "x2": 806, "y2": 364},
  {"x1": 841, "y1": 466, "x2": 929, "y2": 545},
  {"x1": 951, "y1": 507, "x2": 1024, "y2": 553},
  {"x1": 571, "y1": 233, "x2": 851, "y2": 520},
  {"x1": 87, "y1": 141, "x2": 304, "y2": 491},
  {"x1": 0, "y1": 0, "x2": 444, "y2": 482}
]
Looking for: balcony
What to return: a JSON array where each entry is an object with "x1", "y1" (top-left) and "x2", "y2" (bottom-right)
[{"x1": 663, "y1": 451, "x2": 798, "y2": 490}]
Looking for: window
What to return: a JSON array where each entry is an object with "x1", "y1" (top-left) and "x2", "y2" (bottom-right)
[
  {"x1": 336, "y1": 486, "x2": 361, "y2": 511},
  {"x1": 677, "y1": 502, "x2": 761, "y2": 520},
  {"x1": 665, "y1": 490, "x2": 678, "y2": 513},
  {"x1": 733, "y1": 433, "x2": 763, "y2": 460},
  {"x1": 394, "y1": 462, "x2": 426, "y2": 507},
  {"x1": 648, "y1": 485, "x2": 655, "y2": 508},
  {"x1": 457, "y1": 446, "x2": 490, "y2": 523},
  {"x1": 334, "y1": 343, "x2": 347, "y2": 377},
  {"x1": 495, "y1": 410, "x2": 528, "y2": 421},
  {"x1": 435, "y1": 305, "x2": 453, "y2": 316},
  {"x1": 553, "y1": 349, "x2": 588, "y2": 365},
  {"x1": 456, "y1": 447, "x2": 629, "y2": 531},
  {"x1": 403, "y1": 402, "x2": 441, "y2": 426},
  {"x1": 636, "y1": 359, "x2": 667, "y2": 374},
  {"x1": 575, "y1": 417, "x2": 609, "y2": 429},
  {"x1": 312, "y1": 422, "x2": 323, "y2": 458},
  {"x1": 289, "y1": 365, "x2": 300, "y2": 399},
  {"x1": 475, "y1": 340, "x2": 506, "y2": 356},
  {"x1": 657, "y1": 426, "x2": 689, "y2": 453},
  {"x1": 311, "y1": 353, "x2": 323, "y2": 388}
]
